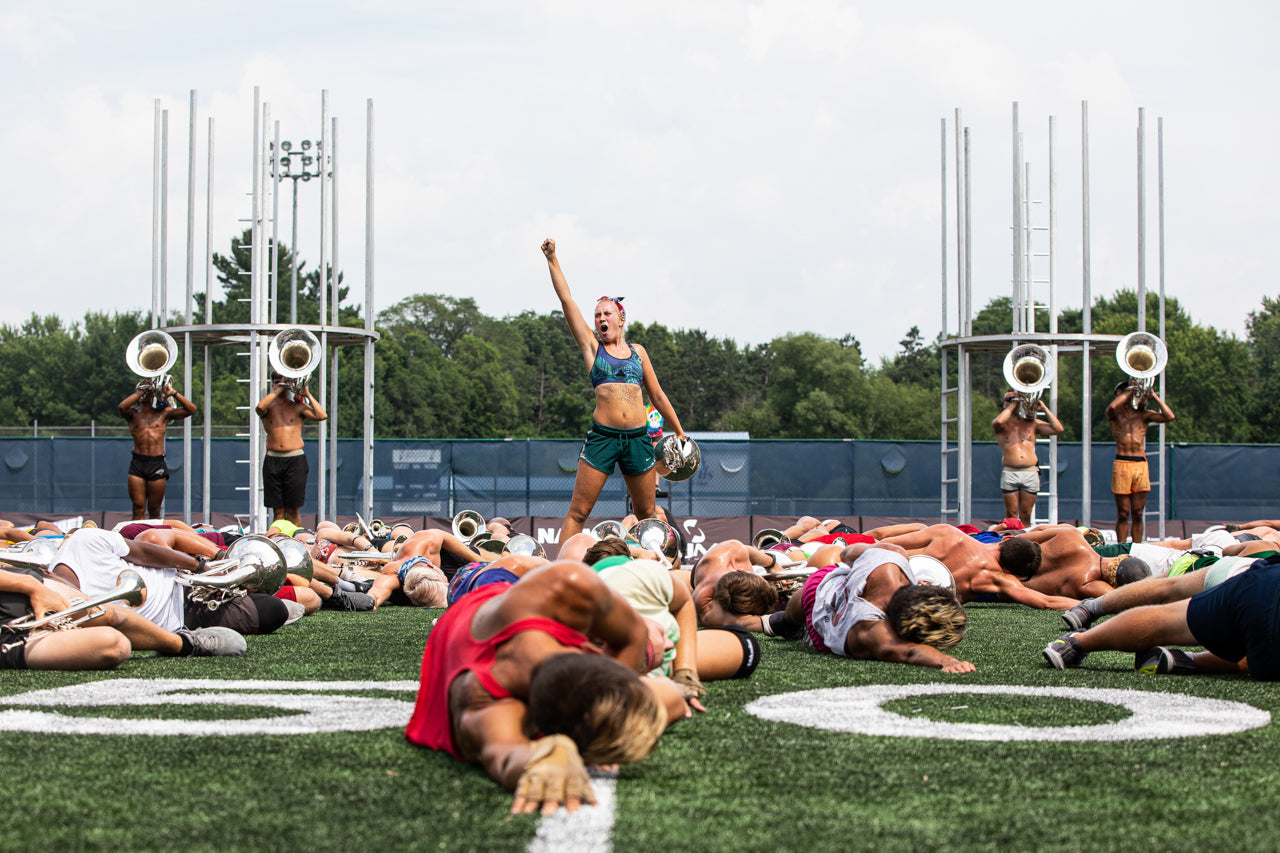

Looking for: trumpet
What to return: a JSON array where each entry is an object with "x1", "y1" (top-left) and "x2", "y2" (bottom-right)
[
  {"x1": 1002, "y1": 344, "x2": 1055, "y2": 419},
  {"x1": 126, "y1": 329, "x2": 179, "y2": 399},
  {"x1": 0, "y1": 570, "x2": 147, "y2": 653},
  {"x1": 267, "y1": 327, "x2": 321, "y2": 395},
  {"x1": 1116, "y1": 331, "x2": 1168, "y2": 410}
]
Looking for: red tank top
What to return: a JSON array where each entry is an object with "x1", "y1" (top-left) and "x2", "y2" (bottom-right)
[{"x1": 403, "y1": 582, "x2": 595, "y2": 759}]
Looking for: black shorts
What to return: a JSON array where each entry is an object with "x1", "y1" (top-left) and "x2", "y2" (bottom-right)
[
  {"x1": 0, "y1": 590, "x2": 31, "y2": 670},
  {"x1": 129, "y1": 452, "x2": 169, "y2": 481},
  {"x1": 184, "y1": 593, "x2": 287, "y2": 636},
  {"x1": 1186, "y1": 558, "x2": 1280, "y2": 680},
  {"x1": 263, "y1": 453, "x2": 309, "y2": 508}
]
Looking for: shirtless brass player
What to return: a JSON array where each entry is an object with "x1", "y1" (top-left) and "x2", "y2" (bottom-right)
[
  {"x1": 255, "y1": 375, "x2": 328, "y2": 526},
  {"x1": 1106, "y1": 382, "x2": 1175, "y2": 544},
  {"x1": 992, "y1": 390, "x2": 1064, "y2": 527},
  {"x1": 118, "y1": 383, "x2": 197, "y2": 520}
]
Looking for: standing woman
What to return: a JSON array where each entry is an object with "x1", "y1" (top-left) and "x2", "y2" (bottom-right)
[{"x1": 542, "y1": 238, "x2": 687, "y2": 547}]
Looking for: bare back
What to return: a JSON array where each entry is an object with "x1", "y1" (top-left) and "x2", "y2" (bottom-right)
[{"x1": 1021, "y1": 528, "x2": 1110, "y2": 599}]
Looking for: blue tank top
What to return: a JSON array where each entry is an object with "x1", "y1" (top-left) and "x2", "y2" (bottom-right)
[{"x1": 590, "y1": 343, "x2": 643, "y2": 388}]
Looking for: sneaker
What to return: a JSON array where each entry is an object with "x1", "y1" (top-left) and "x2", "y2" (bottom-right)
[
  {"x1": 324, "y1": 588, "x2": 375, "y2": 612},
  {"x1": 176, "y1": 627, "x2": 247, "y2": 657},
  {"x1": 1043, "y1": 633, "x2": 1086, "y2": 669},
  {"x1": 1135, "y1": 646, "x2": 1197, "y2": 675},
  {"x1": 281, "y1": 600, "x2": 307, "y2": 626},
  {"x1": 1062, "y1": 603, "x2": 1096, "y2": 632}
]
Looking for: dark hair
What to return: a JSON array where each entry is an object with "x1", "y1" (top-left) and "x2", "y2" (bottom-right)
[
  {"x1": 527, "y1": 654, "x2": 664, "y2": 765},
  {"x1": 712, "y1": 572, "x2": 778, "y2": 616},
  {"x1": 582, "y1": 536, "x2": 630, "y2": 566},
  {"x1": 885, "y1": 585, "x2": 967, "y2": 651},
  {"x1": 1114, "y1": 381, "x2": 1129, "y2": 397},
  {"x1": 1116, "y1": 556, "x2": 1151, "y2": 586},
  {"x1": 996, "y1": 537, "x2": 1041, "y2": 581}
]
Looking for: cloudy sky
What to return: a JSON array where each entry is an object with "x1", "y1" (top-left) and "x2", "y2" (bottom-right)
[{"x1": 1, "y1": 2, "x2": 1275, "y2": 362}]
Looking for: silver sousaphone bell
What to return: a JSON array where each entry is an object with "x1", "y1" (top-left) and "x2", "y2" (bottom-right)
[
  {"x1": 452, "y1": 510, "x2": 486, "y2": 544},
  {"x1": 1116, "y1": 331, "x2": 1168, "y2": 410},
  {"x1": 0, "y1": 538, "x2": 60, "y2": 571},
  {"x1": 751, "y1": 528, "x2": 787, "y2": 551},
  {"x1": 178, "y1": 535, "x2": 287, "y2": 610},
  {"x1": 268, "y1": 327, "x2": 322, "y2": 395},
  {"x1": 591, "y1": 520, "x2": 627, "y2": 541},
  {"x1": 126, "y1": 329, "x2": 179, "y2": 401},
  {"x1": 655, "y1": 435, "x2": 701, "y2": 483},
  {"x1": 503, "y1": 535, "x2": 546, "y2": 559},
  {"x1": 1002, "y1": 344, "x2": 1055, "y2": 420},
  {"x1": 273, "y1": 537, "x2": 315, "y2": 583}
]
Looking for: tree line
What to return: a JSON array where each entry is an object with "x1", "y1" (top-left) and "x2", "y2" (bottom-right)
[{"x1": 3, "y1": 230, "x2": 1277, "y2": 444}]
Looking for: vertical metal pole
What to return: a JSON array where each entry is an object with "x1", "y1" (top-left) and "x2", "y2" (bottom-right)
[
  {"x1": 960, "y1": 127, "x2": 973, "y2": 522},
  {"x1": 328, "y1": 116, "x2": 340, "y2": 518},
  {"x1": 1081, "y1": 102, "x2": 1093, "y2": 526},
  {"x1": 203, "y1": 116, "x2": 214, "y2": 524},
  {"x1": 364, "y1": 98, "x2": 376, "y2": 522},
  {"x1": 271, "y1": 121, "x2": 281, "y2": 324},
  {"x1": 1047, "y1": 115, "x2": 1058, "y2": 525},
  {"x1": 940, "y1": 117, "x2": 948, "y2": 519},
  {"x1": 1011, "y1": 103, "x2": 1023, "y2": 333},
  {"x1": 249, "y1": 86, "x2": 265, "y2": 532},
  {"x1": 183, "y1": 91, "x2": 197, "y2": 524},
  {"x1": 1157, "y1": 116, "x2": 1167, "y2": 537},
  {"x1": 1137, "y1": 107, "x2": 1146, "y2": 331},
  {"x1": 317, "y1": 90, "x2": 329, "y2": 524},
  {"x1": 161, "y1": 110, "x2": 169, "y2": 326},
  {"x1": 152, "y1": 99, "x2": 161, "y2": 329},
  {"x1": 954, "y1": 109, "x2": 965, "y2": 334},
  {"x1": 1024, "y1": 160, "x2": 1033, "y2": 333},
  {"x1": 290, "y1": 179, "x2": 299, "y2": 324}
]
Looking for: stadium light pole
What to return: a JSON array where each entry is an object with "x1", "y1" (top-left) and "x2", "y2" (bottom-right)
[{"x1": 271, "y1": 139, "x2": 322, "y2": 323}]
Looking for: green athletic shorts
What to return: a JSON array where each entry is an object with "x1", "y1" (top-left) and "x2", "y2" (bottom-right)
[{"x1": 579, "y1": 421, "x2": 655, "y2": 476}]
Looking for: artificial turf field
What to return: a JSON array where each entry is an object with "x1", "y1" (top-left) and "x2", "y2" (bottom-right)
[{"x1": 1, "y1": 602, "x2": 1278, "y2": 853}]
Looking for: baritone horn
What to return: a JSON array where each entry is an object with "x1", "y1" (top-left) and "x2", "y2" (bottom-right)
[
  {"x1": 1116, "y1": 331, "x2": 1168, "y2": 410},
  {"x1": 452, "y1": 511, "x2": 485, "y2": 544},
  {"x1": 126, "y1": 329, "x2": 179, "y2": 397},
  {"x1": 0, "y1": 570, "x2": 147, "y2": 653},
  {"x1": 1002, "y1": 344, "x2": 1055, "y2": 419},
  {"x1": 268, "y1": 327, "x2": 322, "y2": 394}
]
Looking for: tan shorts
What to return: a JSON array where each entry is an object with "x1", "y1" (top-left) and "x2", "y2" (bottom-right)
[{"x1": 1111, "y1": 458, "x2": 1150, "y2": 495}]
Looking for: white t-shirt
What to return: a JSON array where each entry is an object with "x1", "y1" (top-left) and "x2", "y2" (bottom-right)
[
  {"x1": 811, "y1": 548, "x2": 910, "y2": 656},
  {"x1": 54, "y1": 528, "x2": 185, "y2": 632}
]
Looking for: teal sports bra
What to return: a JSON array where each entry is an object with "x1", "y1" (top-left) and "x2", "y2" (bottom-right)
[{"x1": 590, "y1": 343, "x2": 643, "y2": 388}]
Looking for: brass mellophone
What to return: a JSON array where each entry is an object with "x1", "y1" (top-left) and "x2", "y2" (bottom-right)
[{"x1": 0, "y1": 570, "x2": 147, "y2": 654}]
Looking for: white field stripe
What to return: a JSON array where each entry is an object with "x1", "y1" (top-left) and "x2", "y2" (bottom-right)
[{"x1": 527, "y1": 769, "x2": 618, "y2": 853}]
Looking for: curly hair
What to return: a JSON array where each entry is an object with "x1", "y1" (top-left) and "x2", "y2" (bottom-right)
[
  {"x1": 885, "y1": 585, "x2": 967, "y2": 651},
  {"x1": 712, "y1": 571, "x2": 778, "y2": 616},
  {"x1": 996, "y1": 537, "x2": 1042, "y2": 581},
  {"x1": 528, "y1": 654, "x2": 665, "y2": 766}
]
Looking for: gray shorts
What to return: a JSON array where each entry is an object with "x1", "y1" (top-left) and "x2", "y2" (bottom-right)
[{"x1": 1000, "y1": 465, "x2": 1040, "y2": 494}]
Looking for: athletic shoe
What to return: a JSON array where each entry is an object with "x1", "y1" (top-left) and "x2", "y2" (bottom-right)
[
  {"x1": 1135, "y1": 646, "x2": 1197, "y2": 675},
  {"x1": 1062, "y1": 602, "x2": 1096, "y2": 632},
  {"x1": 1043, "y1": 633, "x2": 1086, "y2": 669},
  {"x1": 323, "y1": 588, "x2": 376, "y2": 612},
  {"x1": 281, "y1": 600, "x2": 307, "y2": 626},
  {"x1": 175, "y1": 627, "x2": 246, "y2": 657}
]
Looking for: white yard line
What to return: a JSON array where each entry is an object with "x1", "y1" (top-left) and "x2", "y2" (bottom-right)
[{"x1": 527, "y1": 770, "x2": 618, "y2": 853}]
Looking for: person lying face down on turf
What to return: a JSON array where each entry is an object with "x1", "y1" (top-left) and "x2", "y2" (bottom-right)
[
  {"x1": 687, "y1": 539, "x2": 782, "y2": 625},
  {"x1": 583, "y1": 537, "x2": 762, "y2": 696},
  {"x1": 766, "y1": 542, "x2": 972, "y2": 672},
  {"x1": 404, "y1": 560, "x2": 699, "y2": 814},
  {"x1": 50, "y1": 527, "x2": 289, "y2": 638},
  {"x1": 376, "y1": 530, "x2": 522, "y2": 608},
  {"x1": 1008, "y1": 525, "x2": 1150, "y2": 601},
  {"x1": 0, "y1": 559, "x2": 245, "y2": 669},
  {"x1": 876, "y1": 524, "x2": 1079, "y2": 611},
  {"x1": 1086, "y1": 525, "x2": 1253, "y2": 579},
  {"x1": 1043, "y1": 553, "x2": 1280, "y2": 679},
  {"x1": 1059, "y1": 541, "x2": 1280, "y2": 632}
]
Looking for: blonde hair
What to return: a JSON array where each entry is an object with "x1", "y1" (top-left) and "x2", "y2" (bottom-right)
[
  {"x1": 528, "y1": 654, "x2": 666, "y2": 766},
  {"x1": 886, "y1": 585, "x2": 967, "y2": 651},
  {"x1": 403, "y1": 564, "x2": 448, "y2": 607}
]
